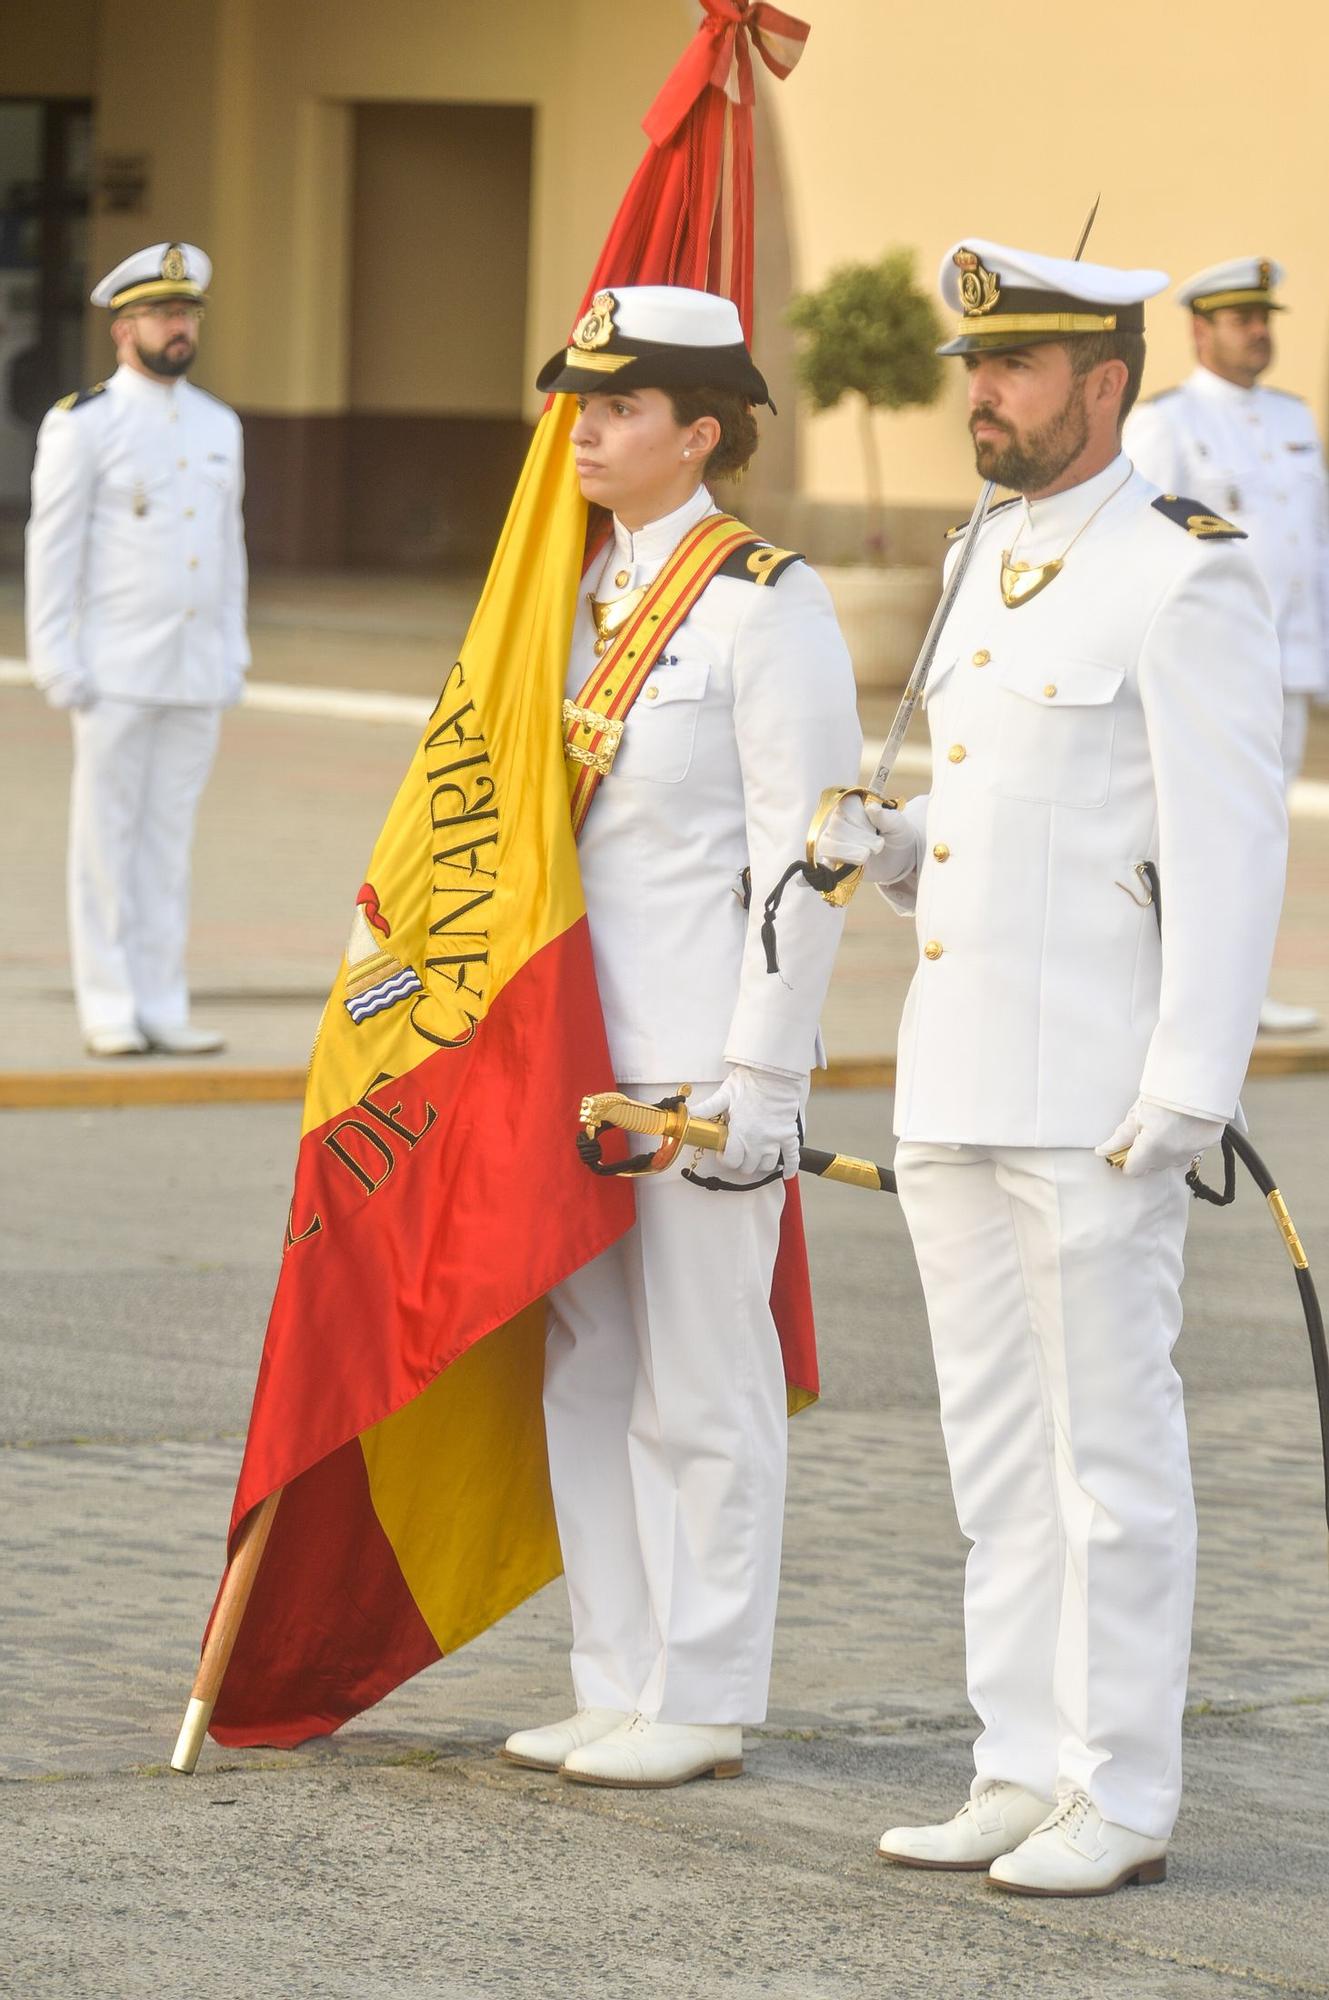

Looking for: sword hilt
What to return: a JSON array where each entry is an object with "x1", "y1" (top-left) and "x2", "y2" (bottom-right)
[
  {"x1": 579, "y1": 1090, "x2": 728, "y2": 1154},
  {"x1": 804, "y1": 786, "x2": 901, "y2": 908},
  {"x1": 577, "y1": 1090, "x2": 895, "y2": 1192}
]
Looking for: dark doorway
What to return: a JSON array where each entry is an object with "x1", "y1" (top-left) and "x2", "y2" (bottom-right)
[{"x1": 0, "y1": 97, "x2": 93, "y2": 533}]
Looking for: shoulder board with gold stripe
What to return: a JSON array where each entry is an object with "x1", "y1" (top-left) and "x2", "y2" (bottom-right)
[
  {"x1": 52, "y1": 382, "x2": 107, "y2": 414},
  {"x1": 716, "y1": 539, "x2": 804, "y2": 586},
  {"x1": 1151, "y1": 494, "x2": 1246, "y2": 539},
  {"x1": 945, "y1": 495, "x2": 1019, "y2": 540}
]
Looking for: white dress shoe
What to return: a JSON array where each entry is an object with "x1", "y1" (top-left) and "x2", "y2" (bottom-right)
[
  {"x1": 1258, "y1": 997, "x2": 1323, "y2": 1035},
  {"x1": 500, "y1": 1707, "x2": 626, "y2": 1772},
  {"x1": 84, "y1": 1027, "x2": 149, "y2": 1058},
  {"x1": 560, "y1": 1713, "x2": 743, "y2": 1789},
  {"x1": 878, "y1": 1780, "x2": 1053, "y2": 1870},
  {"x1": 988, "y1": 1791, "x2": 1167, "y2": 1897},
  {"x1": 142, "y1": 1023, "x2": 226, "y2": 1055}
]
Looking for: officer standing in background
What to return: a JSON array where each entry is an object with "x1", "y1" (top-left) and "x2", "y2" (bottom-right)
[
  {"x1": 1125, "y1": 257, "x2": 1328, "y2": 1033},
  {"x1": 25, "y1": 242, "x2": 249, "y2": 1057},
  {"x1": 817, "y1": 240, "x2": 1287, "y2": 1893}
]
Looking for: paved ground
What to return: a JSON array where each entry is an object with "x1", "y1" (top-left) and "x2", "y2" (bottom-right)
[
  {"x1": 3, "y1": 572, "x2": 1328, "y2": 1995},
  {"x1": 3, "y1": 1081, "x2": 1328, "y2": 1997}
]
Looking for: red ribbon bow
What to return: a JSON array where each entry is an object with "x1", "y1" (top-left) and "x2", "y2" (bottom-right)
[{"x1": 643, "y1": 0, "x2": 811, "y2": 146}]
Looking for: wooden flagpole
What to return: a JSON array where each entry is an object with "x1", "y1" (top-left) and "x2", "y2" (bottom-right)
[{"x1": 170, "y1": 1490, "x2": 283, "y2": 1774}]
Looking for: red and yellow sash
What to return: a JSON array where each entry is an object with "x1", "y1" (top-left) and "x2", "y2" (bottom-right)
[{"x1": 564, "y1": 512, "x2": 756, "y2": 837}]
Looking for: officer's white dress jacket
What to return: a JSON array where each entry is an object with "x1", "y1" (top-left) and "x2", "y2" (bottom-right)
[
  {"x1": 1125, "y1": 367, "x2": 1329, "y2": 695},
  {"x1": 25, "y1": 363, "x2": 250, "y2": 706},
  {"x1": 882, "y1": 454, "x2": 1287, "y2": 1145},
  {"x1": 570, "y1": 484, "x2": 861, "y2": 1083}
]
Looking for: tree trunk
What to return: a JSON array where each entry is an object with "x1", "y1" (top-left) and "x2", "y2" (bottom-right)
[{"x1": 858, "y1": 397, "x2": 887, "y2": 565}]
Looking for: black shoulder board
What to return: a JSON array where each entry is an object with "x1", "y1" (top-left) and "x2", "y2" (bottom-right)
[
  {"x1": 945, "y1": 494, "x2": 1019, "y2": 540},
  {"x1": 717, "y1": 539, "x2": 805, "y2": 585},
  {"x1": 52, "y1": 382, "x2": 107, "y2": 414},
  {"x1": 1151, "y1": 494, "x2": 1246, "y2": 539}
]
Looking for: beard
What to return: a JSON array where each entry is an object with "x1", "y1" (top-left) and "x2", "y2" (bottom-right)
[
  {"x1": 137, "y1": 332, "x2": 196, "y2": 379},
  {"x1": 970, "y1": 376, "x2": 1090, "y2": 492}
]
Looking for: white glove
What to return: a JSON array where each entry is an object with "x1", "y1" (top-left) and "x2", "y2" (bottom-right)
[
  {"x1": 1095, "y1": 1096, "x2": 1226, "y2": 1178},
  {"x1": 42, "y1": 669, "x2": 94, "y2": 711},
  {"x1": 814, "y1": 794, "x2": 917, "y2": 886},
  {"x1": 690, "y1": 1065, "x2": 804, "y2": 1181}
]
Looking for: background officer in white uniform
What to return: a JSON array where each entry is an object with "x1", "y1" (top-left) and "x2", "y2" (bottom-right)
[
  {"x1": 1125, "y1": 256, "x2": 1328, "y2": 1034},
  {"x1": 501, "y1": 286, "x2": 861, "y2": 1790},
  {"x1": 25, "y1": 242, "x2": 249, "y2": 1057},
  {"x1": 818, "y1": 241, "x2": 1286, "y2": 1894}
]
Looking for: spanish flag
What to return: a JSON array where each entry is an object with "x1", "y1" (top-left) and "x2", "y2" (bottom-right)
[{"x1": 204, "y1": 1, "x2": 814, "y2": 1750}]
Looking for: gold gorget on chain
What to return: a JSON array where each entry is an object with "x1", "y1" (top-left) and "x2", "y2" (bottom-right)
[{"x1": 588, "y1": 585, "x2": 647, "y2": 656}]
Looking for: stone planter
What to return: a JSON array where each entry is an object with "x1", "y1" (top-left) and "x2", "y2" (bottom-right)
[{"x1": 819, "y1": 563, "x2": 939, "y2": 692}]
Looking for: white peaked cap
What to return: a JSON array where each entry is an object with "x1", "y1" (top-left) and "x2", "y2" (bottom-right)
[
  {"x1": 536, "y1": 282, "x2": 771, "y2": 405},
  {"x1": 1176, "y1": 256, "x2": 1286, "y2": 312},
  {"x1": 936, "y1": 237, "x2": 1168, "y2": 355},
  {"x1": 603, "y1": 285, "x2": 745, "y2": 347},
  {"x1": 91, "y1": 242, "x2": 212, "y2": 310}
]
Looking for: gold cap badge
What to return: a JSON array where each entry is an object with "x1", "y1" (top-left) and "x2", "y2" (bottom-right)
[
  {"x1": 161, "y1": 244, "x2": 188, "y2": 283},
  {"x1": 954, "y1": 248, "x2": 1000, "y2": 317},
  {"x1": 1258, "y1": 259, "x2": 1272, "y2": 289},
  {"x1": 573, "y1": 291, "x2": 618, "y2": 352}
]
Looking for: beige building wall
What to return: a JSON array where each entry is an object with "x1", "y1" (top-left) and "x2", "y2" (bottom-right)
[
  {"x1": 771, "y1": 0, "x2": 1329, "y2": 515},
  {"x1": 12, "y1": 0, "x2": 1329, "y2": 556}
]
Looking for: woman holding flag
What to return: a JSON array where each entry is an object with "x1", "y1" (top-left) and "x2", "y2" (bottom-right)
[{"x1": 502, "y1": 284, "x2": 861, "y2": 1789}]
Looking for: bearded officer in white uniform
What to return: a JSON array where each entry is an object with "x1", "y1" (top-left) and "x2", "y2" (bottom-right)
[
  {"x1": 1124, "y1": 256, "x2": 1328, "y2": 1034},
  {"x1": 25, "y1": 242, "x2": 248, "y2": 1057},
  {"x1": 501, "y1": 286, "x2": 861, "y2": 1789},
  {"x1": 817, "y1": 242, "x2": 1286, "y2": 1893}
]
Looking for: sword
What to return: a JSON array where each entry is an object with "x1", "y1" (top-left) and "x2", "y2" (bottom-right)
[
  {"x1": 801, "y1": 197, "x2": 1104, "y2": 910},
  {"x1": 577, "y1": 1088, "x2": 895, "y2": 1192}
]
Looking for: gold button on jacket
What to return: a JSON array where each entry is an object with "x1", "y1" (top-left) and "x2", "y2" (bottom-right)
[
  {"x1": 971, "y1": 648, "x2": 990, "y2": 666},
  {"x1": 948, "y1": 744, "x2": 967, "y2": 764},
  {"x1": 932, "y1": 843, "x2": 950, "y2": 862},
  {"x1": 924, "y1": 940, "x2": 944, "y2": 960}
]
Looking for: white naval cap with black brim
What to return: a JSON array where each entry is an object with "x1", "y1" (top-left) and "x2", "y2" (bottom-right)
[
  {"x1": 91, "y1": 241, "x2": 211, "y2": 312},
  {"x1": 536, "y1": 284, "x2": 772, "y2": 407},
  {"x1": 1176, "y1": 256, "x2": 1286, "y2": 314},
  {"x1": 935, "y1": 238, "x2": 1168, "y2": 357}
]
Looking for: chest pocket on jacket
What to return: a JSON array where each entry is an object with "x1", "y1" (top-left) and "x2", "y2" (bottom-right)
[
  {"x1": 614, "y1": 657, "x2": 710, "y2": 784},
  {"x1": 989, "y1": 656, "x2": 1124, "y2": 808},
  {"x1": 106, "y1": 468, "x2": 171, "y2": 523}
]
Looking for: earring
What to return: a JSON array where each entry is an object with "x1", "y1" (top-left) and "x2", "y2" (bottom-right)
[{"x1": 682, "y1": 449, "x2": 691, "y2": 458}]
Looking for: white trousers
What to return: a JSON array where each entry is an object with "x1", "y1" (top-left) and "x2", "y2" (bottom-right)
[
  {"x1": 895, "y1": 1142, "x2": 1195, "y2": 1841},
  {"x1": 544, "y1": 1084, "x2": 789, "y2": 1724},
  {"x1": 68, "y1": 699, "x2": 221, "y2": 1036}
]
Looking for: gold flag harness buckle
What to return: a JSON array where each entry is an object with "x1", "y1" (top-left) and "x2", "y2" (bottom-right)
[{"x1": 562, "y1": 698, "x2": 624, "y2": 775}]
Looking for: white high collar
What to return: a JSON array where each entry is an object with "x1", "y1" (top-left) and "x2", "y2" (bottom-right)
[
  {"x1": 1013, "y1": 450, "x2": 1134, "y2": 549},
  {"x1": 607, "y1": 484, "x2": 716, "y2": 581},
  {"x1": 1189, "y1": 363, "x2": 1260, "y2": 408},
  {"x1": 112, "y1": 362, "x2": 185, "y2": 407}
]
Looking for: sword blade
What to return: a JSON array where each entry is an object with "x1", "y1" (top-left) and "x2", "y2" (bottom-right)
[{"x1": 866, "y1": 478, "x2": 996, "y2": 798}]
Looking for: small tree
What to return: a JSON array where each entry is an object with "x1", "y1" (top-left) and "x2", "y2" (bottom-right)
[{"x1": 787, "y1": 249, "x2": 945, "y2": 563}]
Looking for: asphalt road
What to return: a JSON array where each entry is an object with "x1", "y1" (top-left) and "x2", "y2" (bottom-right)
[{"x1": 3, "y1": 1084, "x2": 1328, "y2": 1997}]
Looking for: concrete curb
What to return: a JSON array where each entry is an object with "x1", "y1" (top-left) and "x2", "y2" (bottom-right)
[{"x1": 4, "y1": 1042, "x2": 1326, "y2": 1108}]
